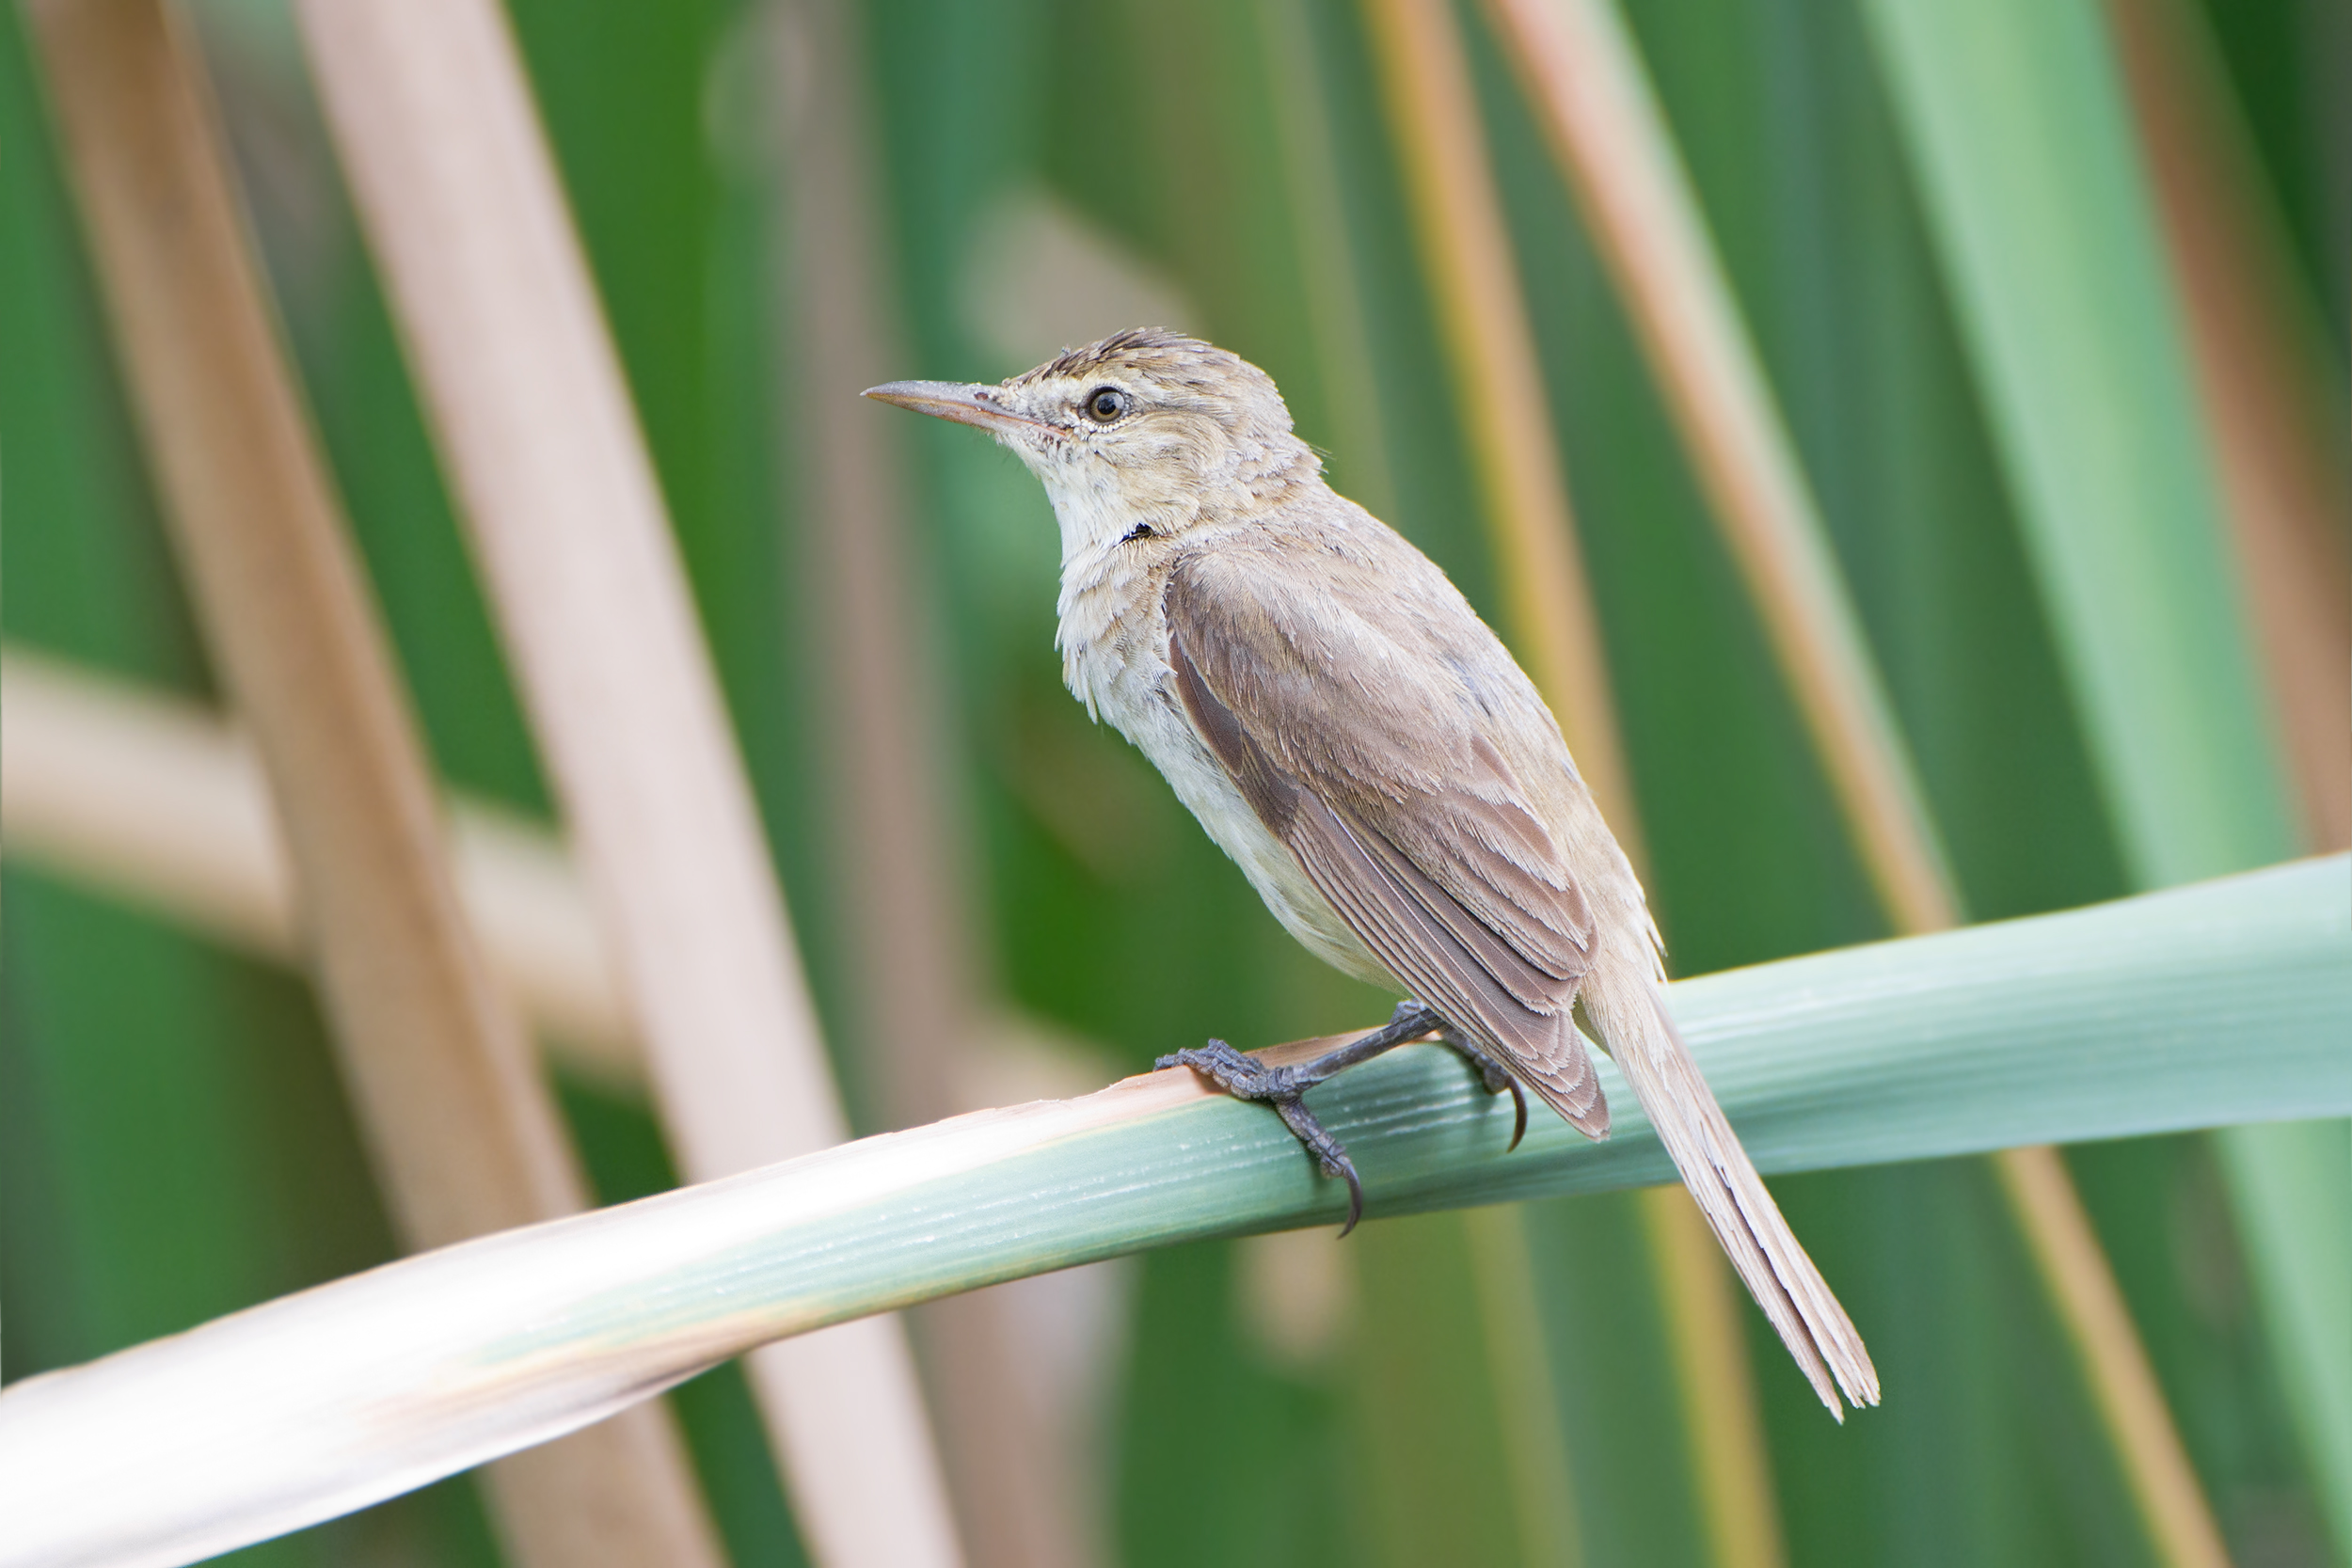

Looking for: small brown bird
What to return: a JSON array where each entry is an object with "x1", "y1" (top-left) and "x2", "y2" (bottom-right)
[{"x1": 867, "y1": 329, "x2": 1877, "y2": 1416}]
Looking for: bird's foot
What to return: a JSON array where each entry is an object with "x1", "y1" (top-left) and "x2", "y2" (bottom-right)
[
  {"x1": 1155, "y1": 1001, "x2": 1453, "y2": 1236},
  {"x1": 1438, "y1": 1032, "x2": 1529, "y2": 1151},
  {"x1": 1156, "y1": 1038, "x2": 1366, "y2": 1233}
]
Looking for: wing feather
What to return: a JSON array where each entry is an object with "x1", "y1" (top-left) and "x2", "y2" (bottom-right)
[{"x1": 1165, "y1": 546, "x2": 1608, "y2": 1134}]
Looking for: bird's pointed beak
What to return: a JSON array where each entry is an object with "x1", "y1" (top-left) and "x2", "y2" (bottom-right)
[{"x1": 863, "y1": 379, "x2": 1052, "y2": 437}]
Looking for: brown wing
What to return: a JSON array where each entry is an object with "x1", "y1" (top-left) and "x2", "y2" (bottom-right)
[{"x1": 1165, "y1": 546, "x2": 1610, "y2": 1135}]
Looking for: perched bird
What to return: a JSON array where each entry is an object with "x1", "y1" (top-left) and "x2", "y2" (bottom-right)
[{"x1": 866, "y1": 328, "x2": 1878, "y2": 1416}]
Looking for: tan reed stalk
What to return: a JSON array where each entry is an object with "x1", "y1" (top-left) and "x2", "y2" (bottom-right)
[
  {"x1": 291, "y1": 0, "x2": 961, "y2": 1561},
  {"x1": 19, "y1": 6, "x2": 723, "y2": 1565},
  {"x1": 1478, "y1": 3, "x2": 2232, "y2": 1562},
  {"x1": 1357, "y1": 0, "x2": 1638, "y2": 844},
  {"x1": 1356, "y1": 1, "x2": 1784, "y2": 1560},
  {"x1": 766, "y1": 3, "x2": 1098, "y2": 1564},
  {"x1": 0, "y1": 647, "x2": 641, "y2": 1088},
  {"x1": 2105, "y1": 0, "x2": 2351, "y2": 853},
  {"x1": 2109, "y1": 3, "x2": 2352, "y2": 1553}
]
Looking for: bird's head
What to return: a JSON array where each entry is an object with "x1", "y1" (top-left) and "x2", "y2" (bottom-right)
[{"x1": 865, "y1": 328, "x2": 1320, "y2": 557}]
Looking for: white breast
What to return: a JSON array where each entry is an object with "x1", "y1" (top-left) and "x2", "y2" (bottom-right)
[{"x1": 1055, "y1": 546, "x2": 1397, "y2": 991}]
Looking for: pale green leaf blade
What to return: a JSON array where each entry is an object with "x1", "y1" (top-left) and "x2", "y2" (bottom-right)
[{"x1": 0, "y1": 857, "x2": 2344, "y2": 1568}]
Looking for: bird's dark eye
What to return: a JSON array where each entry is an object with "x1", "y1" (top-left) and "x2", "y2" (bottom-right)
[{"x1": 1085, "y1": 387, "x2": 1128, "y2": 423}]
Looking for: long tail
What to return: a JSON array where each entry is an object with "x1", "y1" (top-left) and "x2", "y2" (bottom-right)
[{"x1": 1568, "y1": 961, "x2": 1880, "y2": 1418}]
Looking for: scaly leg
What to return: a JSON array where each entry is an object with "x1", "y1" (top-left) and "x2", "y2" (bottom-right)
[{"x1": 1158, "y1": 1000, "x2": 1524, "y2": 1233}]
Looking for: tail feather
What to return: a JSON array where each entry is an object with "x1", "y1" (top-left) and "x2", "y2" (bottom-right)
[{"x1": 1569, "y1": 965, "x2": 1880, "y2": 1418}]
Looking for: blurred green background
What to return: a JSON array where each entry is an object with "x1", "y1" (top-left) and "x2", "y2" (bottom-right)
[{"x1": 3, "y1": 0, "x2": 2344, "y2": 1564}]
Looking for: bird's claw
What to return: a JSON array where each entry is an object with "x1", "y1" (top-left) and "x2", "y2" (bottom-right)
[
  {"x1": 1440, "y1": 1033, "x2": 1530, "y2": 1152},
  {"x1": 1273, "y1": 1098, "x2": 1365, "y2": 1236},
  {"x1": 1157, "y1": 1039, "x2": 1366, "y2": 1235}
]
